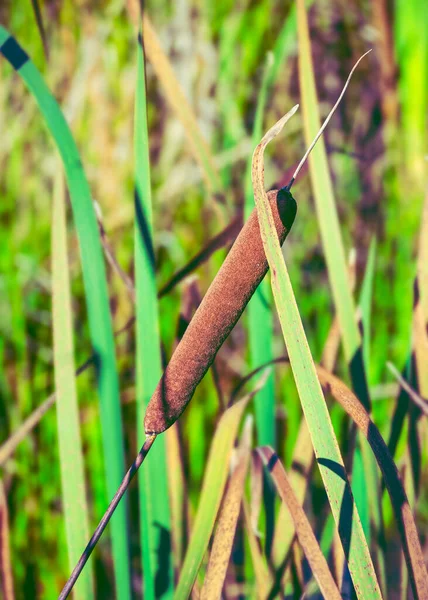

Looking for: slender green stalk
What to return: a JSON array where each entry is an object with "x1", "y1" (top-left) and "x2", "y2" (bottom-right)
[
  {"x1": 251, "y1": 111, "x2": 382, "y2": 599},
  {"x1": 244, "y1": 53, "x2": 276, "y2": 447},
  {"x1": 134, "y1": 31, "x2": 173, "y2": 599},
  {"x1": 51, "y1": 169, "x2": 94, "y2": 600},
  {"x1": 0, "y1": 26, "x2": 131, "y2": 599}
]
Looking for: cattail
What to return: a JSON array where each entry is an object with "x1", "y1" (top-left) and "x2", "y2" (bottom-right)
[
  {"x1": 60, "y1": 52, "x2": 371, "y2": 598},
  {"x1": 144, "y1": 188, "x2": 297, "y2": 433}
]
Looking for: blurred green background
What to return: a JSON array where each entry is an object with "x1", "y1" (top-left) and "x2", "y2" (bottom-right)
[{"x1": 0, "y1": 0, "x2": 427, "y2": 598}]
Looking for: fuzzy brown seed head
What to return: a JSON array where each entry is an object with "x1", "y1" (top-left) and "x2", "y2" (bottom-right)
[{"x1": 144, "y1": 188, "x2": 296, "y2": 435}]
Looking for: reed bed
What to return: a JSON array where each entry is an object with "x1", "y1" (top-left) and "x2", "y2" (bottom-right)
[{"x1": 0, "y1": 2, "x2": 427, "y2": 599}]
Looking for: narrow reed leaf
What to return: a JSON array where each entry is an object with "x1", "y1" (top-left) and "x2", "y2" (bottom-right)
[
  {"x1": 359, "y1": 237, "x2": 377, "y2": 369},
  {"x1": 295, "y1": 0, "x2": 370, "y2": 403},
  {"x1": 271, "y1": 251, "x2": 354, "y2": 568},
  {"x1": 244, "y1": 53, "x2": 276, "y2": 447},
  {"x1": 51, "y1": 169, "x2": 94, "y2": 600},
  {"x1": 249, "y1": 452, "x2": 263, "y2": 536},
  {"x1": 414, "y1": 187, "x2": 428, "y2": 396},
  {"x1": 258, "y1": 447, "x2": 341, "y2": 600},
  {"x1": 418, "y1": 187, "x2": 428, "y2": 324},
  {"x1": 134, "y1": 31, "x2": 173, "y2": 599},
  {"x1": 175, "y1": 377, "x2": 267, "y2": 600},
  {"x1": 295, "y1": 1, "x2": 381, "y2": 574},
  {"x1": 0, "y1": 26, "x2": 131, "y2": 599},
  {"x1": 201, "y1": 417, "x2": 252, "y2": 600},
  {"x1": 141, "y1": 15, "x2": 222, "y2": 193},
  {"x1": 251, "y1": 114, "x2": 382, "y2": 599},
  {"x1": 166, "y1": 425, "x2": 186, "y2": 570}
]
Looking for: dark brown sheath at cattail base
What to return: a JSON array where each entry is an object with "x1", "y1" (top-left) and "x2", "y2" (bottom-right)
[{"x1": 144, "y1": 188, "x2": 296, "y2": 433}]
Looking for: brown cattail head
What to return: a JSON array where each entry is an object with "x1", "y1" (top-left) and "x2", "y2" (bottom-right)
[{"x1": 144, "y1": 188, "x2": 296, "y2": 434}]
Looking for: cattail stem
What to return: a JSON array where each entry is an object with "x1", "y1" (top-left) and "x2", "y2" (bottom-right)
[{"x1": 58, "y1": 435, "x2": 156, "y2": 600}]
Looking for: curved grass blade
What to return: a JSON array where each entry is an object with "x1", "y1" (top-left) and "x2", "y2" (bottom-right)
[
  {"x1": 258, "y1": 447, "x2": 341, "y2": 600},
  {"x1": 174, "y1": 376, "x2": 268, "y2": 600},
  {"x1": 134, "y1": 30, "x2": 173, "y2": 599},
  {"x1": 0, "y1": 26, "x2": 131, "y2": 599},
  {"x1": 51, "y1": 169, "x2": 94, "y2": 600},
  {"x1": 200, "y1": 418, "x2": 252, "y2": 600},
  {"x1": 251, "y1": 113, "x2": 382, "y2": 599},
  {"x1": 418, "y1": 187, "x2": 428, "y2": 325}
]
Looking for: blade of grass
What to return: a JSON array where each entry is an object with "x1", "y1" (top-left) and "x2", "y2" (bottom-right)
[
  {"x1": 295, "y1": 1, "x2": 382, "y2": 578},
  {"x1": 51, "y1": 168, "x2": 94, "y2": 600},
  {"x1": 201, "y1": 417, "x2": 252, "y2": 600},
  {"x1": 134, "y1": 30, "x2": 173, "y2": 599},
  {"x1": 271, "y1": 248, "x2": 356, "y2": 570},
  {"x1": 244, "y1": 52, "x2": 276, "y2": 447},
  {"x1": 418, "y1": 187, "x2": 428, "y2": 325},
  {"x1": 295, "y1": 0, "x2": 369, "y2": 405},
  {"x1": 0, "y1": 27, "x2": 131, "y2": 599},
  {"x1": 174, "y1": 375, "x2": 267, "y2": 600},
  {"x1": 258, "y1": 447, "x2": 341, "y2": 600},
  {"x1": 251, "y1": 112, "x2": 382, "y2": 599},
  {"x1": 166, "y1": 425, "x2": 186, "y2": 571},
  {"x1": 414, "y1": 187, "x2": 428, "y2": 400},
  {"x1": 359, "y1": 237, "x2": 377, "y2": 370}
]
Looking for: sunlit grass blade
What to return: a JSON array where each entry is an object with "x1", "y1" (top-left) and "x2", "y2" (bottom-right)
[
  {"x1": 251, "y1": 112, "x2": 382, "y2": 599},
  {"x1": 295, "y1": 0, "x2": 384, "y2": 577},
  {"x1": 258, "y1": 447, "x2": 341, "y2": 600},
  {"x1": 134, "y1": 30, "x2": 173, "y2": 599},
  {"x1": 174, "y1": 377, "x2": 267, "y2": 600},
  {"x1": 359, "y1": 237, "x2": 377, "y2": 370},
  {"x1": 244, "y1": 53, "x2": 276, "y2": 447},
  {"x1": 415, "y1": 187, "x2": 428, "y2": 397},
  {"x1": 166, "y1": 425, "x2": 186, "y2": 571},
  {"x1": 201, "y1": 417, "x2": 252, "y2": 599},
  {"x1": 418, "y1": 187, "x2": 428, "y2": 323},
  {"x1": 272, "y1": 251, "x2": 355, "y2": 569},
  {"x1": 141, "y1": 14, "x2": 222, "y2": 194},
  {"x1": 295, "y1": 0, "x2": 368, "y2": 403},
  {"x1": 0, "y1": 26, "x2": 131, "y2": 599},
  {"x1": 51, "y1": 168, "x2": 94, "y2": 600}
]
